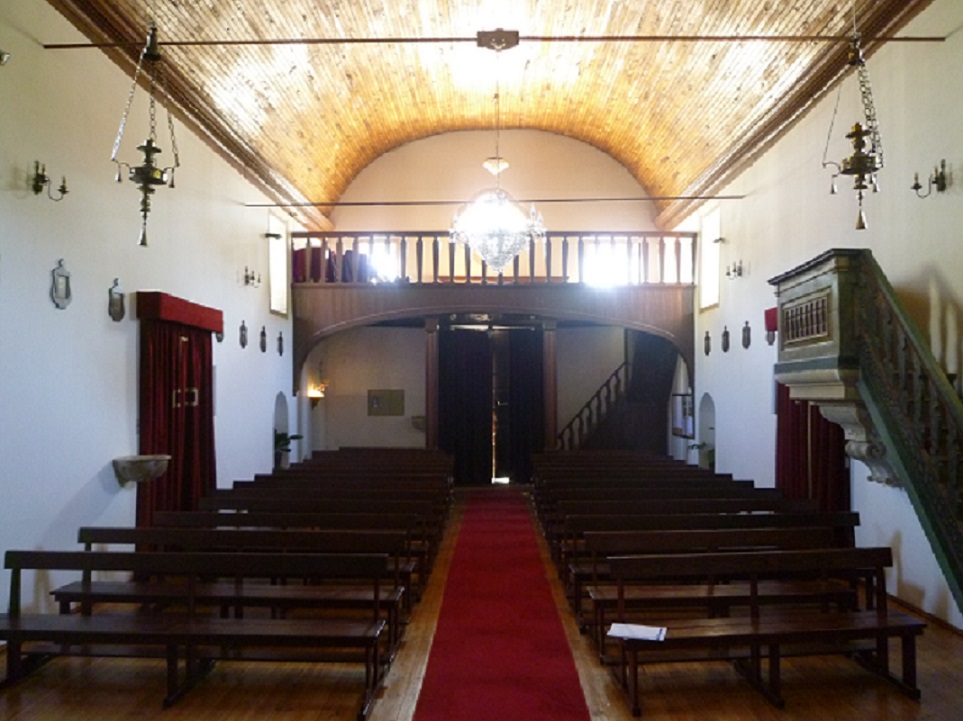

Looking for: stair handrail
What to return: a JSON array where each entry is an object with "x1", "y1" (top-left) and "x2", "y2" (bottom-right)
[
  {"x1": 855, "y1": 250, "x2": 963, "y2": 604},
  {"x1": 556, "y1": 361, "x2": 631, "y2": 450}
]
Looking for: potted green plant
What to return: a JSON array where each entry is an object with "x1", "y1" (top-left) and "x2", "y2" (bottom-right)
[{"x1": 274, "y1": 430, "x2": 303, "y2": 469}]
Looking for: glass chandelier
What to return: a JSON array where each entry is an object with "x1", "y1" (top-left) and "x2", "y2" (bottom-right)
[
  {"x1": 450, "y1": 32, "x2": 545, "y2": 275},
  {"x1": 451, "y1": 188, "x2": 545, "y2": 274}
]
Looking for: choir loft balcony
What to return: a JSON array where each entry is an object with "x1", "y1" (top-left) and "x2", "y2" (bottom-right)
[{"x1": 291, "y1": 230, "x2": 698, "y2": 376}]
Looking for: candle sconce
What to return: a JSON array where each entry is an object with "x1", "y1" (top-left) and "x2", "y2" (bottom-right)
[
  {"x1": 726, "y1": 261, "x2": 743, "y2": 280},
  {"x1": 911, "y1": 160, "x2": 948, "y2": 198},
  {"x1": 32, "y1": 161, "x2": 69, "y2": 201}
]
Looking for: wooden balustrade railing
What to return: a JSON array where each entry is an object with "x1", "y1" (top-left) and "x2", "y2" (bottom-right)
[
  {"x1": 291, "y1": 230, "x2": 696, "y2": 286},
  {"x1": 855, "y1": 252, "x2": 963, "y2": 604},
  {"x1": 556, "y1": 362, "x2": 631, "y2": 450}
]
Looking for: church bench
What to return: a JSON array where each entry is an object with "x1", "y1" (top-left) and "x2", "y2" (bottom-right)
[
  {"x1": 553, "y1": 511, "x2": 860, "y2": 569},
  {"x1": 567, "y1": 526, "x2": 842, "y2": 634},
  {"x1": 534, "y1": 484, "x2": 782, "y2": 529},
  {"x1": 544, "y1": 498, "x2": 820, "y2": 561},
  {"x1": 0, "y1": 550, "x2": 388, "y2": 720},
  {"x1": 193, "y1": 497, "x2": 445, "y2": 572},
  {"x1": 69, "y1": 526, "x2": 411, "y2": 650},
  {"x1": 152, "y1": 511, "x2": 433, "y2": 600},
  {"x1": 605, "y1": 548, "x2": 925, "y2": 716},
  {"x1": 241, "y1": 473, "x2": 455, "y2": 514},
  {"x1": 213, "y1": 485, "x2": 451, "y2": 522}
]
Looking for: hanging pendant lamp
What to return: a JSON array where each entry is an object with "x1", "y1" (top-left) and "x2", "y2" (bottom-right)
[
  {"x1": 450, "y1": 30, "x2": 545, "y2": 275},
  {"x1": 111, "y1": 24, "x2": 181, "y2": 247}
]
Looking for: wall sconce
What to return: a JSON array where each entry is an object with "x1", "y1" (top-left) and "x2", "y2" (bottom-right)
[
  {"x1": 0, "y1": 49, "x2": 10, "y2": 66},
  {"x1": 726, "y1": 261, "x2": 743, "y2": 280},
  {"x1": 911, "y1": 160, "x2": 948, "y2": 198},
  {"x1": 243, "y1": 266, "x2": 261, "y2": 287},
  {"x1": 32, "y1": 161, "x2": 68, "y2": 201},
  {"x1": 307, "y1": 382, "x2": 328, "y2": 408}
]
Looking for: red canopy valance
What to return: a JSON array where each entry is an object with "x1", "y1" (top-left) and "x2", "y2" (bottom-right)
[{"x1": 136, "y1": 292, "x2": 223, "y2": 334}]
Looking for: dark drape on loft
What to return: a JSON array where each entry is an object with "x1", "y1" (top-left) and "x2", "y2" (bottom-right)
[
  {"x1": 627, "y1": 332, "x2": 680, "y2": 454},
  {"x1": 137, "y1": 320, "x2": 216, "y2": 528},
  {"x1": 439, "y1": 329, "x2": 493, "y2": 485},
  {"x1": 501, "y1": 329, "x2": 544, "y2": 484},
  {"x1": 775, "y1": 382, "x2": 850, "y2": 513}
]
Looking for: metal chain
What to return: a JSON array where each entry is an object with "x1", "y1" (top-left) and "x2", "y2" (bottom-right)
[
  {"x1": 857, "y1": 62, "x2": 883, "y2": 168},
  {"x1": 148, "y1": 73, "x2": 157, "y2": 141},
  {"x1": 157, "y1": 60, "x2": 181, "y2": 168},
  {"x1": 110, "y1": 48, "x2": 147, "y2": 161}
]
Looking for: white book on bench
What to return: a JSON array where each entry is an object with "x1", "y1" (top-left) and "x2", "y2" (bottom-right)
[{"x1": 607, "y1": 623, "x2": 667, "y2": 641}]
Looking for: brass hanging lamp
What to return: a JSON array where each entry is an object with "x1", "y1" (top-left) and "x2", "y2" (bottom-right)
[
  {"x1": 111, "y1": 24, "x2": 180, "y2": 247},
  {"x1": 822, "y1": 9, "x2": 883, "y2": 230}
]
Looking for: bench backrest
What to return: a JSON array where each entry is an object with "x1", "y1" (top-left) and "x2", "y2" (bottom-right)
[
  {"x1": 197, "y1": 496, "x2": 435, "y2": 516},
  {"x1": 4, "y1": 550, "x2": 389, "y2": 615},
  {"x1": 583, "y1": 527, "x2": 839, "y2": 557},
  {"x1": 78, "y1": 526, "x2": 409, "y2": 556},
  {"x1": 608, "y1": 546, "x2": 893, "y2": 617},
  {"x1": 556, "y1": 498, "x2": 818, "y2": 517},
  {"x1": 153, "y1": 510, "x2": 420, "y2": 530}
]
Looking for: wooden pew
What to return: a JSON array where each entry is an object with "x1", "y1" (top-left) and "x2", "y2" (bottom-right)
[
  {"x1": 194, "y1": 497, "x2": 445, "y2": 571},
  {"x1": 535, "y1": 484, "x2": 782, "y2": 528},
  {"x1": 543, "y1": 498, "x2": 820, "y2": 559},
  {"x1": 211, "y1": 485, "x2": 450, "y2": 521},
  {"x1": 552, "y1": 511, "x2": 860, "y2": 607},
  {"x1": 68, "y1": 526, "x2": 411, "y2": 652},
  {"x1": 556, "y1": 511, "x2": 860, "y2": 562},
  {"x1": 0, "y1": 550, "x2": 388, "y2": 720},
  {"x1": 576, "y1": 526, "x2": 846, "y2": 648},
  {"x1": 152, "y1": 511, "x2": 433, "y2": 600},
  {"x1": 605, "y1": 548, "x2": 925, "y2": 716}
]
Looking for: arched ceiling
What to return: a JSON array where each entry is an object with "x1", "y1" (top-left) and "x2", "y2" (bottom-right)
[{"x1": 48, "y1": 0, "x2": 935, "y2": 230}]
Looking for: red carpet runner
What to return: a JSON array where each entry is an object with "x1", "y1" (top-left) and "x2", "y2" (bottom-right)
[{"x1": 413, "y1": 487, "x2": 592, "y2": 721}]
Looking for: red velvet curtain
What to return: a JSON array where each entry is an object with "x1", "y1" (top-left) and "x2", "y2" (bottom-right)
[
  {"x1": 775, "y1": 383, "x2": 849, "y2": 513},
  {"x1": 137, "y1": 320, "x2": 216, "y2": 527}
]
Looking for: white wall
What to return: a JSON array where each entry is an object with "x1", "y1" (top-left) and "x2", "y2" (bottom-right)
[
  {"x1": 0, "y1": 0, "x2": 294, "y2": 607},
  {"x1": 305, "y1": 327, "x2": 428, "y2": 450},
  {"x1": 690, "y1": 0, "x2": 963, "y2": 627},
  {"x1": 556, "y1": 326, "x2": 627, "y2": 429},
  {"x1": 332, "y1": 129, "x2": 660, "y2": 232}
]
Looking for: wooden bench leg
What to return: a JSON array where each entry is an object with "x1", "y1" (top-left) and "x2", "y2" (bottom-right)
[
  {"x1": 900, "y1": 632, "x2": 921, "y2": 699},
  {"x1": 358, "y1": 642, "x2": 381, "y2": 721},
  {"x1": 4, "y1": 640, "x2": 23, "y2": 684},
  {"x1": 767, "y1": 644, "x2": 783, "y2": 708},
  {"x1": 853, "y1": 632, "x2": 923, "y2": 700},
  {"x1": 164, "y1": 645, "x2": 183, "y2": 708},
  {"x1": 627, "y1": 646, "x2": 641, "y2": 717}
]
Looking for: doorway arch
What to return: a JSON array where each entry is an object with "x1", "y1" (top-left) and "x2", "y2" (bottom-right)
[
  {"x1": 697, "y1": 392, "x2": 716, "y2": 471},
  {"x1": 273, "y1": 391, "x2": 291, "y2": 469}
]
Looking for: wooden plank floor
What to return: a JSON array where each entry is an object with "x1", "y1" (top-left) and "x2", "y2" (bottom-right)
[{"x1": 1, "y1": 488, "x2": 961, "y2": 721}]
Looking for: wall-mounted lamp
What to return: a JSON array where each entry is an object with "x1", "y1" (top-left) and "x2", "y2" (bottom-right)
[
  {"x1": 307, "y1": 382, "x2": 328, "y2": 408},
  {"x1": 0, "y1": 49, "x2": 11, "y2": 66},
  {"x1": 726, "y1": 261, "x2": 743, "y2": 280},
  {"x1": 911, "y1": 160, "x2": 948, "y2": 198},
  {"x1": 243, "y1": 266, "x2": 261, "y2": 287},
  {"x1": 32, "y1": 161, "x2": 68, "y2": 201}
]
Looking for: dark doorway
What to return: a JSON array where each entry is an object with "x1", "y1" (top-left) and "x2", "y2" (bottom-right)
[{"x1": 438, "y1": 326, "x2": 544, "y2": 485}]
